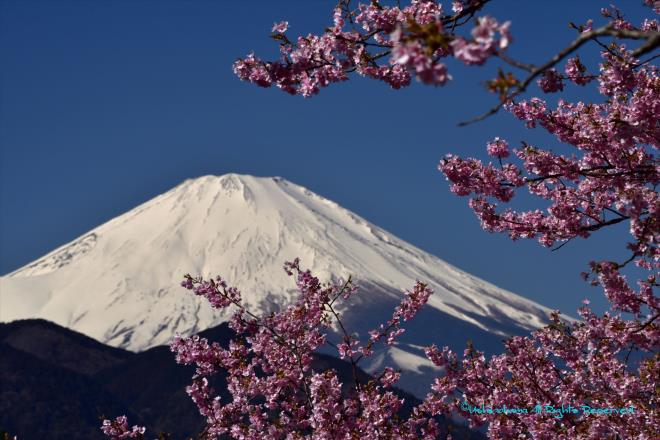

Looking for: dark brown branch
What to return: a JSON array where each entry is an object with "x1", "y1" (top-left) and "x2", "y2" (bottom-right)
[
  {"x1": 631, "y1": 313, "x2": 660, "y2": 334},
  {"x1": 496, "y1": 50, "x2": 535, "y2": 72},
  {"x1": 325, "y1": 301, "x2": 362, "y2": 391},
  {"x1": 634, "y1": 53, "x2": 660, "y2": 67},
  {"x1": 551, "y1": 237, "x2": 574, "y2": 252},
  {"x1": 616, "y1": 252, "x2": 639, "y2": 270},
  {"x1": 582, "y1": 216, "x2": 628, "y2": 232},
  {"x1": 630, "y1": 29, "x2": 660, "y2": 57},
  {"x1": 524, "y1": 165, "x2": 657, "y2": 184},
  {"x1": 441, "y1": 0, "x2": 491, "y2": 27}
]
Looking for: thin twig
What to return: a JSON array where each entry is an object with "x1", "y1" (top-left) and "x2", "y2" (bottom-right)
[
  {"x1": 496, "y1": 50, "x2": 535, "y2": 72},
  {"x1": 551, "y1": 237, "x2": 574, "y2": 252}
]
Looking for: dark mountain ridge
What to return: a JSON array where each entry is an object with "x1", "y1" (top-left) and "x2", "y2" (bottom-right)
[{"x1": 0, "y1": 319, "x2": 481, "y2": 439}]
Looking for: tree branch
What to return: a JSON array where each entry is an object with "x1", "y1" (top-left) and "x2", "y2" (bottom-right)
[{"x1": 459, "y1": 25, "x2": 660, "y2": 126}]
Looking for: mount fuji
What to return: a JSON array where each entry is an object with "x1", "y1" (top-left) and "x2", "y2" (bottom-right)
[{"x1": 0, "y1": 174, "x2": 553, "y2": 397}]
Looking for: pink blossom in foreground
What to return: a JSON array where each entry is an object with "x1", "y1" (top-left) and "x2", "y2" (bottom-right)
[
  {"x1": 451, "y1": 16, "x2": 511, "y2": 65},
  {"x1": 100, "y1": 416, "x2": 145, "y2": 439},
  {"x1": 103, "y1": 259, "x2": 442, "y2": 438}
]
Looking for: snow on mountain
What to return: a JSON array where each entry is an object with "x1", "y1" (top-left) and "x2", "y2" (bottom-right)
[{"x1": 0, "y1": 174, "x2": 553, "y2": 397}]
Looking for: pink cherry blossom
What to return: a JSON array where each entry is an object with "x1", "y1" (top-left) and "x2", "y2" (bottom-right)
[
  {"x1": 537, "y1": 68, "x2": 564, "y2": 93},
  {"x1": 565, "y1": 56, "x2": 592, "y2": 85},
  {"x1": 486, "y1": 137, "x2": 510, "y2": 158},
  {"x1": 100, "y1": 416, "x2": 145, "y2": 439},
  {"x1": 271, "y1": 21, "x2": 288, "y2": 34}
]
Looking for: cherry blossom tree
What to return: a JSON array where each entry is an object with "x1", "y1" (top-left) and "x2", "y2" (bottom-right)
[
  {"x1": 103, "y1": 1, "x2": 658, "y2": 438},
  {"x1": 103, "y1": 261, "x2": 443, "y2": 439}
]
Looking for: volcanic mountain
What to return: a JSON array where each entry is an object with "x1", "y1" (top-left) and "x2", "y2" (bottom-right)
[{"x1": 0, "y1": 174, "x2": 553, "y2": 396}]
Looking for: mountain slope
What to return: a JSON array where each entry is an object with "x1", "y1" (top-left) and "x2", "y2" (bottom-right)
[
  {"x1": 0, "y1": 174, "x2": 553, "y2": 397},
  {"x1": 0, "y1": 321, "x2": 138, "y2": 440},
  {"x1": 0, "y1": 318, "x2": 132, "y2": 376}
]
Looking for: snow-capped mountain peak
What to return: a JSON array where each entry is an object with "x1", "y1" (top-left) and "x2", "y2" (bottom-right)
[{"x1": 0, "y1": 174, "x2": 553, "y2": 396}]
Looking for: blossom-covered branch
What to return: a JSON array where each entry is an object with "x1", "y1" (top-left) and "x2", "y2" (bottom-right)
[
  {"x1": 102, "y1": 259, "x2": 437, "y2": 439},
  {"x1": 233, "y1": 0, "x2": 510, "y2": 96},
  {"x1": 462, "y1": 14, "x2": 660, "y2": 125}
]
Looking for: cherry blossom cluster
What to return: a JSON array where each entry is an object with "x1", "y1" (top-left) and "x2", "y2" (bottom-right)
[
  {"x1": 233, "y1": 0, "x2": 510, "y2": 95},
  {"x1": 100, "y1": 416, "x2": 145, "y2": 439},
  {"x1": 564, "y1": 56, "x2": 592, "y2": 86},
  {"x1": 181, "y1": 274, "x2": 241, "y2": 309},
  {"x1": 536, "y1": 69, "x2": 564, "y2": 93},
  {"x1": 104, "y1": 260, "x2": 437, "y2": 439},
  {"x1": 432, "y1": 8, "x2": 659, "y2": 438},
  {"x1": 421, "y1": 308, "x2": 658, "y2": 439},
  {"x1": 439, "y1": 37, "x2": 658, "y2": 314}
]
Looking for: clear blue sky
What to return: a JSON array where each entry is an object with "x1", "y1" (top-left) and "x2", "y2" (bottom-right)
[{"x1": 0, "y1": 1, "x2": 651, "y2": 315}]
